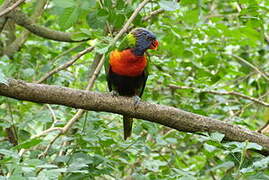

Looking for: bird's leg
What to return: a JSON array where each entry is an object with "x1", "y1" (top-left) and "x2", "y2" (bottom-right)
[
  {"x1": 111, "y1": 90, "x2": 119, "y2": 97},
  {"x1": 133, "y1": 95, "x2": 141, "y2": 109}
]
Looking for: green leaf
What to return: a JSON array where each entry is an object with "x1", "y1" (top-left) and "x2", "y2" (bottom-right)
[
  {"x1": 59, "y1": 7, "x2": 81, "y2": 30},
  {"x1": 159, "y1": 0, "x2": 180, "y2": 11},
  {"x1": 78, "y1": 0, "x2": 96, "y2": 10},
  {"x1": 18, "y1": 129, "x2": 31, "y2": 142},
  {"x1": 22, "y1": 68, "x2": 35, "y2": 78},
  {"x1": 52, "y1": 0, "x2": 75, "y2": 8},
  {"x1": 253, "y1": 157, "x2": 269, "y2": 169},
  {"x1": 71, "y1": 32, "x2": 90, "y2": 41},
  {"x1": 13, "y1": 138, "x2": 42, "y2": 150},
  {"x1": 210, "y1": 132, "x2": 225, "y2": 142},
  {"x1": 208, "y1": 161, "x2": 235, "y2": 172},
  {"x1": 182, "y1": 9, "x2": 199, "y2": 25},
  {"x1": 96, "y1": 46, "x2": 108, "y2": 54},
  {"x1": 103, "y1": 0, "x2": 112, "y2": 7},
  {"x1": 245, "y1": 142, "x2": 262, "y2": 150},
  {"x1": 143, "y1": 159, "x2": 167, "y2": 172},
  {"x1": 87, "y1": 11, "x2": 107, "y2": 29},
  {"x1": 0, "y1": 149, "x2": 19, "y2": 158},
  {"x1": 110, "y1": 13, "x2": 126, "y2": 29}
]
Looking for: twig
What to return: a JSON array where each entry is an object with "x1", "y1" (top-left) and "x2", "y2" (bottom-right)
[
  {"x1": 143, "y1": 9, "x2": 164, "y2": 21},
  {"x1": 18, "y1": 127, "x2": 62, "y2": 157},
  {"x1": 56, "y1": 54, "x2": 104, "y2": 157},
  {"x1": 6, "y1": 103, "x2": 18, "y2": 145},
  {"x1": 36, "y1": 55, "x2": 104, "y2": 158},
  {"x1": 50, "y1": 43, "x2": 84, "y2": 63},
  {"x1": 45, "y1": 104, "x2": 57, "y2": 123},
  {"x1": 38, "y1": 133, "x2": 60, "y2": 158},
  {"x1": 35, "y1": 46, "x2": 94, "y2": 83},
  {"x1": 112, "y1": 0, "x2": 151, "y2": 44},
  {"x1": 60, "y1": 55, "x2": 105, "y2": 134},
  {"x1": 235, "y1": 91, "x2": 269, "y2": 117},
  {"x1": 128, "y1": 8, "x2": 164, "y2": 31},
  {"x1": 0, "y1": 0, "x2": 25, "y2": 17},
  {"x1": 31, "y1": 127, "x2": 62, "y2": 139},
  {"x1": 231, "y1": 54, "x2": 269, "y2": 82},
  {"x1": 168, "y1": 84, "x2": 269, "y2": 107}
]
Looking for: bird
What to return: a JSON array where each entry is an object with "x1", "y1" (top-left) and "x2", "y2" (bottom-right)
[{"x1": 105, "y1": 28, "x2": 159, "y2": 140}]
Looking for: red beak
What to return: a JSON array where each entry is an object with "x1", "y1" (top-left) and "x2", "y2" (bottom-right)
[{"x1": 149, "y1": 40, "x2": 159, "y2": 50}]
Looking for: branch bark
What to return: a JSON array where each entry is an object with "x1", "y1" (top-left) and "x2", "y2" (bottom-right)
[
  {"x1": 0, "y1": 0, "x2": 25, "y2": 17},
  {"x1": 1, "y1": 79, "x2": 269, "y2": 150},
  {"x1": 6, "y1": 10, "x2": 88, "y2": 42},
  {"x1": 2, "y1": 0, "x2": 48, "y2": 57}
]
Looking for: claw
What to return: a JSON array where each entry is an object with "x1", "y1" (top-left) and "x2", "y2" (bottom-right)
[{"x1": 133, "y1": 95, "x2": 141, "y2": 109}]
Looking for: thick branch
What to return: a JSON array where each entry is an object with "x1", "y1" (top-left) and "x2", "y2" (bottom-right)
[
  {"x1": 7, "y1": 11, "x2": 87, "y2": 42},
  {"x1": 1, "y1": 79, "x2": 269, "y2": 150}
]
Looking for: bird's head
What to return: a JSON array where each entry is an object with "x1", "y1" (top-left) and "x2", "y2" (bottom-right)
[{"x1": 131, "y1": 28, "x2": 159, "y2": 52}]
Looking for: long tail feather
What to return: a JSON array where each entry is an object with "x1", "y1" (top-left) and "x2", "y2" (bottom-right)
[{"x1": 123, "y1": 116, "x2": 133, "y2": 140}]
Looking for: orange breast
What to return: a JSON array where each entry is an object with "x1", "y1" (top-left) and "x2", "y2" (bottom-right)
[{"x1": 109, "y1": 49, "x2": 147, "y2": 77}]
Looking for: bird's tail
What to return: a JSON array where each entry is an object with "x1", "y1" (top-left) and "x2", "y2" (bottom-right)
[{"x1": 123, "y1": 116, "x2": 133, "y2": 140}]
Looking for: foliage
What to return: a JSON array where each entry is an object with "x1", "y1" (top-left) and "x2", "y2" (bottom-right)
[{"x1": 0, "y1": 0, "x2": 269, "y2": 179}]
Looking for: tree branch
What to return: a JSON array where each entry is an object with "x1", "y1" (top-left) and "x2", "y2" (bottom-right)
[
  {"x1": 17, "y1": 54, "x2": 105, "y2": 157},
  {"x1": 6, "y1": 10, "x2": 88, "y2": 42},
  {"x1": 2, "y1": 0, "x2": 48, "y2": 57},
  {"x1": 35, "y1": 46, "x2": 94, "y2": 83},
  {"x1": 143, "y1": 9, "x2": 164, "y2": 21},
  {"x1": 231, "y1": 54, "x2": 269, "y2": 82},
  {"x1": 168, "y1": 85, "x2": 269, "y2": 107},
  {"x1": 0, "y1": 0, "x2": 25, "y2": 17},
  {"x1": 1, "y1": 79, "x2": 269, "y2": 150},
  {"x1": 2, "y1": 0, "x2": 47, "y2": 57}
]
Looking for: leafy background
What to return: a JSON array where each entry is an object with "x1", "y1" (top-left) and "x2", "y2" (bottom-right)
[{"x1": 1, "y1": 0, "x2": 269, "y2": 179}]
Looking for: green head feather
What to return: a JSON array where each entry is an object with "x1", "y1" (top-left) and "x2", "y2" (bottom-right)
[
  {"x1": 126, "y1": 33, "x2": 136, "y2": 46},
  {"x1": 117, "y1": 33, "x2": 136, "y2": 51}
]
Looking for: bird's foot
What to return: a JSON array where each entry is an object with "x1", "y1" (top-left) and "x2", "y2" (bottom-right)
[
  {"x1": 133, "y1": 95, "x2": 141, "y2": 109},
  {"x1": 111, "y1": 90, "x2": 119, "y2": 97}
]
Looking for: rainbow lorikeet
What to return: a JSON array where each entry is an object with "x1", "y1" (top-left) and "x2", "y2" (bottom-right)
[{"x1": 105, "y1": 28, "x2": 159, "y2": 140}]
